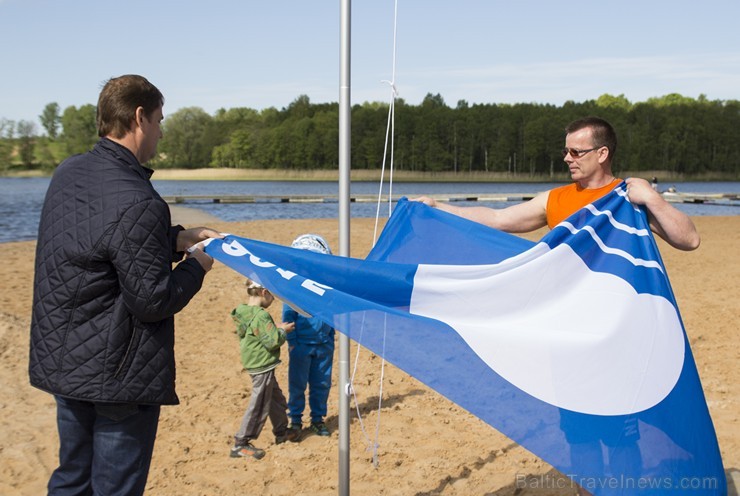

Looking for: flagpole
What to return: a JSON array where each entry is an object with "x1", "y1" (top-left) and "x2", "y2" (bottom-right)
[{"x1": 338, "y1": 0, "x2": 351, "y2": 494}]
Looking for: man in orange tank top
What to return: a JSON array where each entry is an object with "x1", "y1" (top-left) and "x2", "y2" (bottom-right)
[
  {"x1": 414, "y1": 116, "x2": 699, "y2": 251},
  {"x1": 416, "y1": 117, "x2": 700, "y2": 495},
  {"x1": 414, "y1": 117, "x2": 700, "y2": 494}
]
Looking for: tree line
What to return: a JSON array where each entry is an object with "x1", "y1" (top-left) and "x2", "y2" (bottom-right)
[{"x1": 2, "y1": 93, "x2": 739, "y2": 178}]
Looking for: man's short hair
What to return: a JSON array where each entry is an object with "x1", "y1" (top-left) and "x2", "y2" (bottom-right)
[
  {"x1": 565, "y1": 116, "x2": 617, "y2": 160},
  {"x1": 97, "y1": 75, "x2": 164, "y2": 138}
]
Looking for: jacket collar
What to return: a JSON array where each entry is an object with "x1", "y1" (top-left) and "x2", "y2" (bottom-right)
[{"x1": 95, "y1": 138, "x2": 155, "y2": 180}]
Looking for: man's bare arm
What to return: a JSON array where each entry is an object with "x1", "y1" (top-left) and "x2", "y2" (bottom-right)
[
  {"x1": 625, "y1": 177, "x2": 700, "y2": 251},
  {"x1": 411, "y1": 192, "x2": 549, "y2": 234}
]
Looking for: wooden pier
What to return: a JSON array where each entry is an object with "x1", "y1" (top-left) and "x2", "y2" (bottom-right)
[
  {"x1": 661, "y1": 191, "x2": 740, "y2": 205},
  {"x1": 161, "y1": 193, "x2": 539, "y2": 204},
  {"x1": 162, "y1": 191, "x2": 739, "y2": 206}
]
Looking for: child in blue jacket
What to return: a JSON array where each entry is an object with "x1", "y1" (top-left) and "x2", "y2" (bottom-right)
[{"x1": 283, "y1": 234, "x2": 335, "y2": 437}]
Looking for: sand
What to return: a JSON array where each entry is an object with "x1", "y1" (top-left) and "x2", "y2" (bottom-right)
[{"x1": 1, "y1": 214, "x2": 738, "y2": 495}]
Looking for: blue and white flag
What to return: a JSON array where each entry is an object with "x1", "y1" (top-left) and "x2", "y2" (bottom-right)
[{"x1": 203, "y1": 183, "x2": 725, "y2": 495}]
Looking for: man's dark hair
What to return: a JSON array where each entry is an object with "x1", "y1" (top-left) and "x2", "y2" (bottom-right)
[
  {"x1": 565, "y1": 116, "x2": 617, "y2": 160},
  {"x1": 97, "y1": 75, "x2": 164, "y2": 138}
]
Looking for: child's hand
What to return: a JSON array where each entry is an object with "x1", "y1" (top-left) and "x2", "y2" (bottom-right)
[{"x1": 280, "y1": 322, "x2": 296, "y2": 333}]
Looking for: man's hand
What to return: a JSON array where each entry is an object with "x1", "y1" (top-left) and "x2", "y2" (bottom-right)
[
  {"x1": 624, "y1": 177, "x2": 661, "y2": 207},
  {"x1": 177, "y1": 227, "x2": 222, "y2": 253},
  {"x1": 410, "y1": 196, "x2": 439, "y2": 208},
  {"x1": 186, "y1": 244, "x2": 215, "y2": 272}
]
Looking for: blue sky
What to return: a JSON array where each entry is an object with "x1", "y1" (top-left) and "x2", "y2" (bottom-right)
[{"x1": 2, "y1": 0, "x2": 739, "y2": 132}]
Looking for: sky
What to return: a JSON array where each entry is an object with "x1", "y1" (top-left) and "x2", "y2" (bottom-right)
[{"x1": 1, "y1": 0, "x2": 739, "y2": 133}]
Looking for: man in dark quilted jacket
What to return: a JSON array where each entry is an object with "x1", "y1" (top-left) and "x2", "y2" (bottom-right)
[{"x1": 29, "y1": 74, "x2": 221, "y2": 496}]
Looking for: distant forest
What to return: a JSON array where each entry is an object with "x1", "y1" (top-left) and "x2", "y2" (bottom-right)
[{"x1": 2, "y1": 92, "x2": 739, "y2": 178}]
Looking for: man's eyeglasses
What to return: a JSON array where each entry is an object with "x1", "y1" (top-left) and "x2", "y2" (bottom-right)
[{"x1": 562, "y1": 146, "x2": 602, "y2": 158}]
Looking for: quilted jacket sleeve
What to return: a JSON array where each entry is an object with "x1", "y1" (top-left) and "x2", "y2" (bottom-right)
[
  {"x1": 170, "y1": 224, "x2": 186, "y2": 262},
  {"x1": 110, "y1": 198, "x2": 205, "y2": 323}
]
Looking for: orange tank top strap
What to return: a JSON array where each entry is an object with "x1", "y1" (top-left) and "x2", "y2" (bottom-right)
[{"x1": 546, "y1": 179, "x2": 621, "y2": 229}]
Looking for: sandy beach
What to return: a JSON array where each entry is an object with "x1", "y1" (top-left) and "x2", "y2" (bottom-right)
[{"x1": 1, "y1": 212, "x2": 738, "y2": 495}]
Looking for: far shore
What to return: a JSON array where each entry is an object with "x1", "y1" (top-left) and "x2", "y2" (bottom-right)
[{"x1": 2, "y1": 167, "x2": 733, "y2": 183}]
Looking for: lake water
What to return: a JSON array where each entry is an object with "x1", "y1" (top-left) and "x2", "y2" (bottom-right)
[{"x1": 2, "y1": 177, "x2": 738, "y2": 244}]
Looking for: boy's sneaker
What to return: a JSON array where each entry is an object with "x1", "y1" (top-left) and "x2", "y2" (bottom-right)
[
  {"x1": 287, "y1": 423, "x2": 302, "y2": 442},
  {"x1": 275, "y1": 424, "x2": 302, "y2": 444},
  {"x1": 230, "y1": 443, "x2": 266, "y2": 460},
  {"x1": 310, "y1": 422, "x2": 330, "y2": 437}
]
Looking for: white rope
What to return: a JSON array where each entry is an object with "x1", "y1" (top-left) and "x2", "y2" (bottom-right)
[
  {"x1": 372, "y1": 0, "x2": 399, "y2": 241},
  {"x1": 350, "y1": 0, "x2": 399, "y2": 469},
  {"x1": 348, "y1": 314, "x2": 381, "y2": 464},
  {"x1": 372, "y1": 91, "x2": 397, "y2": 241}
]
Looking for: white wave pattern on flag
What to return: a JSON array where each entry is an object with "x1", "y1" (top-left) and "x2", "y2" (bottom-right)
[
  {"x1": 582, "y1": 202, "x2": 651, "y2": 236},
  {"x1": 409, "y1": 240, "x2": 683, "y2": 415},
  {"x1": 558, "y1": 221, "x2": 665, "y2": 272}
]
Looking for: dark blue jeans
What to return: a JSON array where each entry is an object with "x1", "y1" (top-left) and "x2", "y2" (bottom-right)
[
  {"x1": 288, "y1": 341, "x2": 334, "y2": 425},
  {"x1": 48, "y1": 396, "x2": 160, "y2": 496}
]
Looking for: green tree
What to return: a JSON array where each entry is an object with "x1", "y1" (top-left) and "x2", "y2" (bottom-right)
[
  {"x1": 0, "y1": 118, "x2": 15, "y2": 168},
  {"x1": 647, "y1": 93, "x2": 696, "y2": 107},
  {"x1": 285, "y1": 95, "x2": 313, "y2": 120},
  {"x1": 416, "y1": 93, "x2": 452, "y2": 171},
  {"x1": 211, "y1": 129, "x2": 253, "y2": 167},
  {"x1": 352, "y1": 102, "x2": 389, "y2": 169},
  {"x1": 16, "y1": 120, "x2": 37, "y2": 167},
  {"x1": 209, "y1": 107, "x2": 265, "y2": 167},
  {"x1": 35, "y1": 137, "x2": 58, "y2": 170},
  {"x1": 61, "y1": 104, "x2": 98, "y2": 155},
  {"x1": 595, "y1": 94, "x2": 632, "y2": 112},
  {"x1": 158, "y1": 107, "x2": 213, "y2": 167},
  {"x1": 482, "y1": 105, "x2": 518, "y2": 173},
  {"x1": 40, "y1": 102, "x2": 61, "y2": 139}
]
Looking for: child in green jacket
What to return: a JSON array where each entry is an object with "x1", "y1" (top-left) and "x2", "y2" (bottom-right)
[{"x1": 230, "y1": 279, "x2": 298, "y2": 460}]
